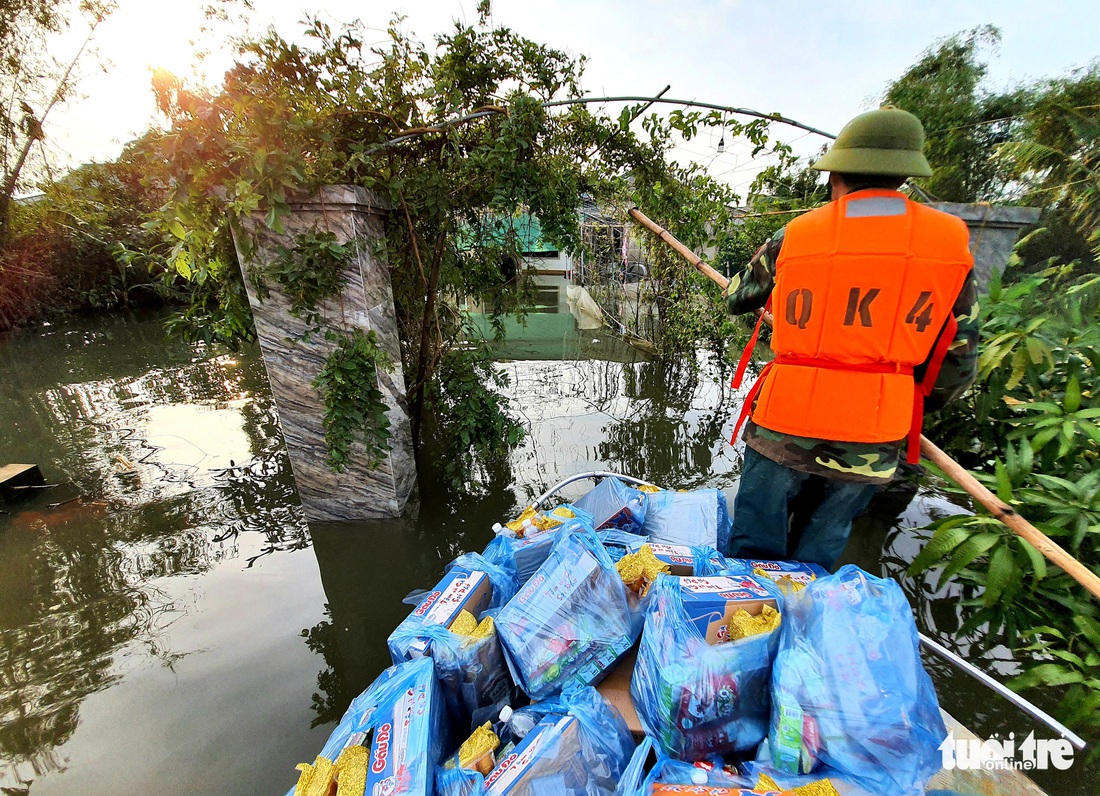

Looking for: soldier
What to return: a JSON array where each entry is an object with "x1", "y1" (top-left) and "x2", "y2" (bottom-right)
[{"x1": 725, "y1": 107, "x2": 979, "y2": 569}]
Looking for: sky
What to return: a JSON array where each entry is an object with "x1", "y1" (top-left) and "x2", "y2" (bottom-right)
[{"x1": 41, "y1": 0, "x2": 1100, "y2": 199}]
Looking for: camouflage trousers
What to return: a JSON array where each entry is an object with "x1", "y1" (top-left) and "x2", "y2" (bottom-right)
[{"x1": 728, "y1": 446, "x2": 877, "y2": 570}]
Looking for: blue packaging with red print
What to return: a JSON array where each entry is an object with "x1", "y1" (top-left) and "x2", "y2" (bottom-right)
[
  {"x1": 283, "y1": 657, "x2": 447, "y2": 796},
  {"x1": 631, "y1": 574, "x2": 782, "y2": 761},
  {"x1": 388, "y1": 553, "x2": 519, "y2": 730},
  {"x1": 724, "y1": 559, "x2": 828, "y2": 591}
]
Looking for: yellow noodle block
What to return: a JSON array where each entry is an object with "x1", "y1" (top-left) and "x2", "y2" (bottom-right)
[
  {"x1": 293, "y1": 756, "x2": 336, "y2": 796},
  {"x1": 787, "y1": 779, "x2": 841, "y2": 796},
  {"x1": 756, "y1": 773, "x2": 781, "y2": 792},
  {"x1": 458, "y1": 722, "x2": 500, "y2": 772},
  {"x1": 615, "y1": 545, "x2": 670, "y2": 596},
  {"x1": 638, "y1": 484, "x2": 662, "y2": 493},
  {"x1": 549, "y1": 506, "x2": 576, "y2": 519},
  {"x1": 505, "y1": 506, "x2": 537, "y2": 534},
  {"x1": 472, "y1": 615, "x2": 495, "y2": 639},
  {"x1": 727, "y1": 604, "x2": 781, "y2": 641},
  {"x1": 449, "y1": 610, "x2": 479, "y2": 637},
  {"x1": 334, "y1": 745, "x2": 369, "y2": 796}
]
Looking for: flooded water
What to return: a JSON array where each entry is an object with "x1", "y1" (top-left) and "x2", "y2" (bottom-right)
[{"x1": 0, "y1": 292, "x2": 1094, "y2": 795}]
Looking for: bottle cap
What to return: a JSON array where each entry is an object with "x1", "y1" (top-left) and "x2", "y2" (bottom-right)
[
  {"x1": 690, "y1": 769, "x2": 708, "y2": 785},
  {"x1": 499, "y1": 705, "x2": 514, "y2": 723},
  {"x1": 492, "y1": 522, "x2": 503, "y2": 533}
]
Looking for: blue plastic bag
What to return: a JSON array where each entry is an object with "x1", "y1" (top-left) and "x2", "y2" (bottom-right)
[
  {"x1": 641, "y1": 489, "x2": 732, "y2": 553},
  {"x1": 597, "y1": 531, "x2": 727, "y2": 577},
  {"x1": 723, "y1": 558, "x2": 829, "y2": 593},
  {"x1": 768, "y1": 565, "x2": 947, "y2": 795},
  {"x1": 496, "y1": 526, "x2": 639, "y2": 700},
  {"x1": 574, "y1": 477, "x2": 647, "y2": 534},
  {"x1": 388, "y1": 553, "x2": 520, "y2": 729},
  {"x1": 284, "y1": 657, "x2": 448, "y2": 796},
  {"x1": 436, "y1": 687, "x2": 634, "y2": 796},
  {"x1": 483, "y1": 504, "x2": 595, "y2": 585},
  {"x1": 614, "y1": 737, "x2": 757, "y2": 796},
  {"x1": 631, "y1": 574, "x2": 782, "y2": 761}
]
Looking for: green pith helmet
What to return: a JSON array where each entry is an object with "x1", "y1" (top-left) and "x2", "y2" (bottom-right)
[{"x1": 812, "y1": 107, "x2": 933, "y2": 177}]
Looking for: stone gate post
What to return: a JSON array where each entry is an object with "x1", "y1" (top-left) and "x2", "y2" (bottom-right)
[{"x1": 234, "y1": 185, "x2": 416, "y2": 522}]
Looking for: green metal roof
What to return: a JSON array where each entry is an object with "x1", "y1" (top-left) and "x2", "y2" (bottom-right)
[{"x1": 461, "y1": 213, "x2": 558, "y2": 254}]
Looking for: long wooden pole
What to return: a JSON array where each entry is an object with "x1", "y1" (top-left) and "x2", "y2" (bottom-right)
[{"x1": 627, "y1": 206, "x2": 1100, "y2": 602}]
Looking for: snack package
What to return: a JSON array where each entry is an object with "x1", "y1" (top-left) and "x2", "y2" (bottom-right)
[
  {"x1": 483, "y1": 504, "x2": 595, "y2": 585},
  {"x1": 285, "y1": 657, "x2": 447, "y2": 796},
  {"x1": 768, "y1": 565, "x2": 946, "y2": 796},
  {"x1": 724, "y1": 559, "x2": 829, "y2": 594},
  {"x1": 388, "y1": 553, "x2": 520, "y2": 729},
  {"x1": 632, "y1": 574, "x2": 782, "y2": 761},
  {"x1": 641, "y1": 489, "x2": 732, "y2": 553},
  {"x1": 436, "y1": 687, "x2": 634, "y2": 796},
  {"x1": 574, "y1": 477, "x2": 648, "y2": 534},
  {"x1": 598, "y1": 531, "x2": 727, "y2": 578},
  {"x1": 615, "y1": 737, "x2": 761, "y2": 796},
  {"x1": 496, "y1": 526, "x2": 639, "y2": 700}
]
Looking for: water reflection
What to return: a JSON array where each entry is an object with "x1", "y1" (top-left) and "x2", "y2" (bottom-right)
[{"x1": 0, "y1": 313, "x2": 307, "y2": 792}]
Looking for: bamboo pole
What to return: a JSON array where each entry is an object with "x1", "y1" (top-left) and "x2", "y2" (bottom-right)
[
  {"x1": 920, "y1": 437, "x2": 1100, "y2": 601},
  {"x1": 628, "y1": 205, "x2": 1100, "y2": 602}
]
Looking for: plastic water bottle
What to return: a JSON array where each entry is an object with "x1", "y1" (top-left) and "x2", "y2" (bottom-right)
[
  {"x1": 497, "y1": 704, "x2": 536, "y2": 740},
  {"x1": 492, "y1": 522, "x2": 516, "y2": 539}
]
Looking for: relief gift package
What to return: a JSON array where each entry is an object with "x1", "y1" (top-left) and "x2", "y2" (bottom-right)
[
  {"x1": 285, "y1": 657, "x2": 447, "y2": 796},
  {"x1": 495, "y1": 525, "x2": 640, "y2": 700},
  {"x1": 388, "y1": 552, "x2": 520, "y2": 730},
  {"x1": 631, "y1": 574, "x2": 783, "y2": 760}
]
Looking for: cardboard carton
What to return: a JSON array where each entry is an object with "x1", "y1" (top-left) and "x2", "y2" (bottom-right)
[
  {"x1": 595, "y1": 648, "x2": 642, "y2": 736},
  {"x1": 647, "y1": 542, "x2": 699, "y2": 576},
  {"x1": 678, "y1": 575, "x2": 778, "y2": 645},
  {"x1": 402, "y1": 568, "x2": 493, "y2": 657}
]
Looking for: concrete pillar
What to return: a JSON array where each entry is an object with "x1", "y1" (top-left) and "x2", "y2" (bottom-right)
[
  {"x1": 235, "y1": 185, "x2": 416, "y2": 522},
  {"x1": 932, "y1": 203, "x2": 1041, "y2": 293}
]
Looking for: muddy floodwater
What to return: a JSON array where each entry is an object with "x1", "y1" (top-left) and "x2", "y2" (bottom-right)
[{"x1": 0, "y1": 290, "x2": 1095, "y2": 795}]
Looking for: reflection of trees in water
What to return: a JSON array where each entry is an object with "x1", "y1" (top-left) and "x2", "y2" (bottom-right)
[
  {"x1": 596, "y1": 356, "x2": 737, "y2": 488},
  {"x1": 0, "y1": 320, "x2": 307, "y2": 790}
]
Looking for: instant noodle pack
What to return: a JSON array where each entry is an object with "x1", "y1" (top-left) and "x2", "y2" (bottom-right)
[{"x1": 286, "y1": 478, "x2": 948, "y2": 796}]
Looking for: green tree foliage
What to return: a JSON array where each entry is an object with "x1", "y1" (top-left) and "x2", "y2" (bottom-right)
[
  {"x1": 150, "y1": 13, "x2": 753, "y2": 476},
  {"x1": 883, "y1": 26, "x2": 1024, "y2": 204},
  {"x1": 0, "y1": 0, "x2": 115, "y2": 244},
  {"x1": 999, "y1": 67, "x2": 1100, "y2": 262},
  {"x1": 911, "y1": 260, "x2": 1100, "y2": 740},
  {"x1": 0, "y1": 134, "x2": 167, "y2": 331}
]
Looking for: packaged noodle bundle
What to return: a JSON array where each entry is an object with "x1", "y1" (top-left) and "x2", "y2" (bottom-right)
[
  {"x1": 598, "y1": 531, "x2": 728, "y2": 576},
  {"x1": 483, "y1": 504, "x2": 595, "y2": 586},
  {"x1": 388, "y1": 553, "x2": 519, "y2": 730},
  {"x1": 574, "y1": 476, "x2": 648, "y2": 534},
  {"x1": 768, "y1": 565, "x2": 946, "y2": 796},
  {"x1": 437, "y1": 687, "x2": 634, "y2": 796},
  {"x1": 641, "y1": 488, "x2": 733, "y2": 553},
  {"x1": 496, "y1": 526, "x2": 639, "y2": 700},
  {"x1": 285, "y1": 657, "x2": 447, "y2": 796},
  {"x1": 631, "y1": 574, "x2": 783, "y2": 761},
  {"x1": 724, "y1": 559, "x2": 829, "y2": 595}
]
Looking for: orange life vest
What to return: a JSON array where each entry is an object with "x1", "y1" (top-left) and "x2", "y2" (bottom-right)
[{"x1": 731, "y1": 190, "x2": 973, "y2": 461}]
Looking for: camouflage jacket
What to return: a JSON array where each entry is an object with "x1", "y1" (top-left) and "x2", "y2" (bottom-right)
[{"x1": 725, "y1": 217, "x2": 980, "y2": 484}]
